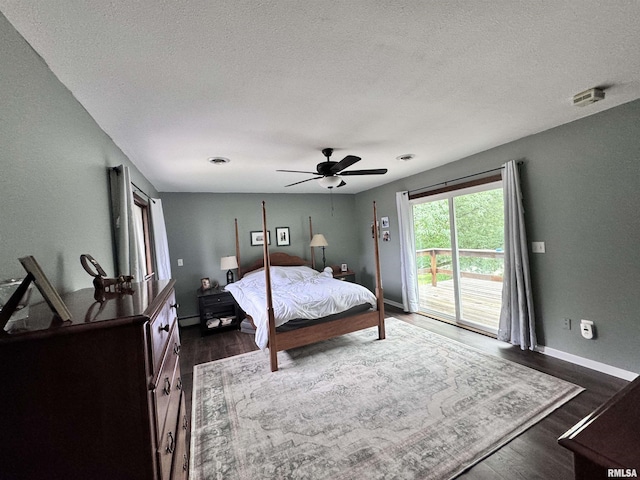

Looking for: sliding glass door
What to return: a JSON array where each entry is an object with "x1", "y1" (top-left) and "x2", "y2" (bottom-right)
[{"x1": 413, "y1": 181, "x2": 504, "y2": 334}]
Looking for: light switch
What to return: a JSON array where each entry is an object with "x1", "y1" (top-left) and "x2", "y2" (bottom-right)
[
  {"x1": 531, "y1": 242, "x2": 546, "y2": 253},
  {"x1": 177, "y1": 258, "x2": 184, "y2": 266}
]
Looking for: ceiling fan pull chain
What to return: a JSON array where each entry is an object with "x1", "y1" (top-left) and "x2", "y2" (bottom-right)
[{"x1": 330, "y1": 188, "x2": 335, "y2": 217}]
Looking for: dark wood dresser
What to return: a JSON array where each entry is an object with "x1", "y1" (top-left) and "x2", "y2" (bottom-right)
[
  {"x1": 0, "y1": 279, "x2": 189, "y2": 480},
  {"x1": 558, "y1": 375, "x2": 640, "y2": 479}
]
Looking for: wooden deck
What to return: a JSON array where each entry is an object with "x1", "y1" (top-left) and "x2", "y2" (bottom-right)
[{"x1": 418, "y1": 277, "x2": 502, "y2": 331}]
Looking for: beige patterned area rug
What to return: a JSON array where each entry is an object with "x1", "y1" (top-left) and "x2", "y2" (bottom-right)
[{"x1": 190, "y1": 318, "x2": 583, "y2": 479}]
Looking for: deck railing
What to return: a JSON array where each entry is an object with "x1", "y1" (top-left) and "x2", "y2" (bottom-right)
[{"x1": 416, "y1": 248, "x2": 504, "y2": 286}]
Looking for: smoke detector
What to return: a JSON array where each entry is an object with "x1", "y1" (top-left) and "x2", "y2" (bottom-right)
[{"x1": 572, "y1": 88, "x2": 605, "y2": 107}]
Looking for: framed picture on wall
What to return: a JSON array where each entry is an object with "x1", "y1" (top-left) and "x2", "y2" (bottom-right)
[
  {"x1": 250, "y1": 230, "x2": 271, "y2": 246},
  {"x1": 276, "y1": 227, "x2": 290, "y2": 246}
]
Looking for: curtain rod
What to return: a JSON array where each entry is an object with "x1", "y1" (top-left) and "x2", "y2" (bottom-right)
[
  {"x1": 131, "y1": 182, "x2": 156, "y2": 204},
  {"x1": 111, "y1": 166, "x2": 156, "y2": 204},
  {"x1": 408, "y1": 161, "x2": 523, "y2": 196}
]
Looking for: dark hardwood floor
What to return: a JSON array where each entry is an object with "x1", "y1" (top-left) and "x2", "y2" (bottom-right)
[{"x1": 179, "y1": 306, "x2": 628, "y2": 479}]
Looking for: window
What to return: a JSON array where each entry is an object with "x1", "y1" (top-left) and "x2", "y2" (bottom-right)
[{"x1": 133, "y1": 194, "x2": 155, "y2": 280}]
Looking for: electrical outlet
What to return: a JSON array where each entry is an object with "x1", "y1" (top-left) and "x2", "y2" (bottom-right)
[
  {"x1": 563, "y1": 318, "x2": 571, "y2": 330},
  {"x1": 531, "y1": 242, "x2": 546, "y2": 253},
  {"x1": 177, "y1": 258, "x2": 184, "y2": 267}
]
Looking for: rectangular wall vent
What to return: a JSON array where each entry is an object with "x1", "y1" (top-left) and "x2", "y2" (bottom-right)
[{"x1": 573, "y1": 88, "x2": 605, "y2": 107}]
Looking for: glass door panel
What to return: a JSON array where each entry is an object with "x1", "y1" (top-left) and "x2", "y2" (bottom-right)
[
  {"x1": 453, "y1": 189, "x2": 504, "y2": 332},
  {"x1": 413, "y1": 199, "x2": 456, "y2": 319}
]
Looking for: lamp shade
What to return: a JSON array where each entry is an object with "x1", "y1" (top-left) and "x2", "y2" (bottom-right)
[
  {"x1": 318, "y1": 175, "x2": 342, "y2": 188},
  {"x1": 220, "y1": 255, "x2": 238, "y2": 270},
  {"x1": 309, "y1": 234, "x2": 328, "y2": 247}
]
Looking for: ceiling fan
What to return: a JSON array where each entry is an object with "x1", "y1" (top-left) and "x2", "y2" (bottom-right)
[{"x1": 277, "y1": 148, "x2": 388, "y2": 188}]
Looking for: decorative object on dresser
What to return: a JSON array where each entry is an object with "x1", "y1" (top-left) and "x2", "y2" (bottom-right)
[
  {"x1": 220, "y1": 255, "x2": 238, "y2": 284},
  {"x1": 197, "y1": 287, "x2": 241, "y2": 335},
  {"x1": 309, "y1": 233, "x2": 329, "y2": 269},
  {"x1": 80, "y1": 253, "x2": 134, "y2": 294},
  {"x1": 0, "y1": 256, "x2": 71, "y2": 326},
  {"x1": 0, "y1": 279, "x2": 188, "y2": 480},
  {"x1": 0, "y1": 278, "x2": 33, "y2": 331}
]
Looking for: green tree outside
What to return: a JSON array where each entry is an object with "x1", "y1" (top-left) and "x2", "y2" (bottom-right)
[{"x1": 413, "y1": 188, "x2": 504, "y2": 284}]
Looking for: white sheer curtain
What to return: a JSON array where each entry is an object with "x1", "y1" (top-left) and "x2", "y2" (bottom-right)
[
  {"x1": 498, "y1": 160, "x2": 537, "y2": 350},
  {"x1": 396, "y1": 191, "x2": 420, "y2": 312},
  {"x1": 150, "y1": 198, "x2": 172, "y2": 280},
  {"x1": 109, "y1": 165, "x2": 145, "y2": 282}
]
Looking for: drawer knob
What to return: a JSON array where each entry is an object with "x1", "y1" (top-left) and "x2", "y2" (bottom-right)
[
  {"x1": 159, "y1": 323, "x2": 170, "y2": 333},
  {"x1": 173, "y1": 342, "x2": 181, "y2": 355},
  {"x1": 182, "y1": 413, "x2": 189, "y2": 431},
  {"x1": 170, "y1": 303, "x2": 179, "y2": 309},
  {"x1": 166, "y1": 431, "x2": 175, "y2": 454},
  {"x1": 163, "y1": 377, "x2": 171, "y2": 395}
]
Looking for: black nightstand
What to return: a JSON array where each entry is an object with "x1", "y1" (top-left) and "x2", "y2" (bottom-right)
[
  {"x1": 333, "y1": 270, "x2": 356, "y2": 283},
  {"x1": 197, "y1": 288, "x2": 242, "y2": 335}
]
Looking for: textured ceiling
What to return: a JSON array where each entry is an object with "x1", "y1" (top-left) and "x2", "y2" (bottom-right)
[{"x1": 2, "y1": 1, "x2": 640, "y2": 194}]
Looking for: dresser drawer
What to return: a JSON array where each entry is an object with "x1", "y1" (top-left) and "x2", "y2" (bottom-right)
[
  {"x1": 171, "y1": 395, "x2": 189, "y2": 480},
  {"x1": 200, "y1": 292, "x2": 234, "y2": 308},
  {"x1": 153, "y1": 325, "x2": 182, "y2": 441},
  {"x1": 157, "y1": 389, "x2": 183, "y2": 480},
  {"x1": 149, "y1": 291, "x2": 178, "y2": 376}
]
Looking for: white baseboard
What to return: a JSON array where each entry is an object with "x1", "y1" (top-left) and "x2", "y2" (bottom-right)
[
  {"x1": 383, "y1": 298, "x2": 405, "y2": 310},
  {"x1": 535, "y1": 345, "x2": 638, "y2": 382}
]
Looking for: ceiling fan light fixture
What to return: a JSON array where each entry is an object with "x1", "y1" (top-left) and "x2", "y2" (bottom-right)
[{"x1": 318, "y1": 175, "x2": 343, "y2": 188}]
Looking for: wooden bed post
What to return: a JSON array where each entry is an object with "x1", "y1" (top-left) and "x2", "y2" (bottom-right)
[
  {"x1": 234, "y1": 218, "x2": 242, "y2": 278},
  {"x1": 372, "y1": 201, "x2": 386, "y2": 340},
  {"x1": 309, "y1": 216, "x2": 315, "y2": 270},
  {"x1": 261, "y1": 201, "x2": 278, "y2": 371}
]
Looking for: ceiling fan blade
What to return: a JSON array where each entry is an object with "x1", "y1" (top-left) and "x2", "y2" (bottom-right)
[
  {"x1": 277, "y1": 169, "x2": 319, "y2": 175},
  {"x1": 330, "y1": 155, "x2": 360, "y2": 174},
  {"x1": 285, "y1": 177, "x2": 321, "y2": 187},
  {"x1": 340, "y1": 168, "x2": 388, "y2": 176}
]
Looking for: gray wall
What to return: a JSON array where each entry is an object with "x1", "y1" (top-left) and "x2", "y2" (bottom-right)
[
  {"x1": 160, "y1": 193, "x2": 360, "y2": 317},
  {"x1": 356, "y1": 100, "x2": 640, "y2": 373},
  {"x1": 0, "y1": 12, "x2": 156, "y2": 294}
]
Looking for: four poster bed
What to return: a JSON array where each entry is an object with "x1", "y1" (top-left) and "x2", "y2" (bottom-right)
[{"x1": 225, "y1": 201, "x2": 385, "y2": 371}]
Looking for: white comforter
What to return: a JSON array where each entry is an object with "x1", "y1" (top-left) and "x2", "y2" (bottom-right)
[{"x1": 225, "y1": 265, "x2": 377, "y2": 349}]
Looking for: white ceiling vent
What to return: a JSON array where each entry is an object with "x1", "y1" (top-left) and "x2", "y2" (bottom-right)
[{"x1": 572, "y1": 88, "x2": 605, "y2": 107}]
